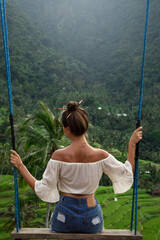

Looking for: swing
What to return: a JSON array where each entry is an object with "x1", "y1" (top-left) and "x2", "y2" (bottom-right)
[{"x1": 0, "y1": 0, "x2": 150, "y2": 239}]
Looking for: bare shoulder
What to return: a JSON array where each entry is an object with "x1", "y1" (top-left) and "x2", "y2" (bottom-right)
[
  {"x1": 91, "y1": 147, "x2": 109, "y2": 161},
  {"x1": 51, "y1": 148, "x2": 68, "y2": 161},
  {"x1": 96, "y1": 149, "x2": 109, "y2": 159}
]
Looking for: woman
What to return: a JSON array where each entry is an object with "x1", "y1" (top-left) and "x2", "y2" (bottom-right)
[{"x1": 10, "y1": 101, "x2": 142, "y2": 233}]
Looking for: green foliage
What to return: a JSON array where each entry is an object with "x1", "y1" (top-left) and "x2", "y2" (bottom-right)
[
  {"x1": 11, "y1": 0, "x2": 160, "y2": 163},
  {"x1": 0, "y1": 1, "x2": 160, "y2": 179},
  {"x1": 17, "y1": 101, "x2": 64, "y2": 182},
  {"x1": 0, "y1": 143, "x2": 12, "y2": 176},
  {"x1": 139, "y1": 161, "x2": 160, "y2": 189}
]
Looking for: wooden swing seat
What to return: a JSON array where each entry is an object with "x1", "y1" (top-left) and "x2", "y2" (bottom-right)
[{"x1": 11, "y1": 228, "x2": 143, "y2": 239}]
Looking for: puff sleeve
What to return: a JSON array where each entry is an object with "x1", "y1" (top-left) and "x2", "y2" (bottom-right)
[
  {"x1": 102, "y1": 154, "x2": 133, "y2": 194},
  {"x1": 35, "y1": 160, "x2": 60, "y2": 203}
]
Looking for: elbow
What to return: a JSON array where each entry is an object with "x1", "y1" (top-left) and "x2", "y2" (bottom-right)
[{"x1": 30, "y1": 179, "x2": 36, "y2": 191}]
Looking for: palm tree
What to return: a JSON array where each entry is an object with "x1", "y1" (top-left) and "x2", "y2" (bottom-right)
[
  {"x1": 18, "y1": 101, "x2": 64, "y2": 227},
  {"x1": 19, "y1": 101, "x2": 63, "y2": 174}
]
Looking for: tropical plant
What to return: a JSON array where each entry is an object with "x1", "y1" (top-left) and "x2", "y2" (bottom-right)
[
  {"x1": 0, "y1": 143, "x2": 11, "y2": 179},
  {"x1": 18, "y1": 101, "x2": 64, "y2": 227},
  {"x1": 18, "y1": 101, "x2": 63, "y2": 175}
]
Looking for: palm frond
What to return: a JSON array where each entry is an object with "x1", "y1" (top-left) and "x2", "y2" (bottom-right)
[
  {"x1": 36, "y1": 101, "x2": 63, "y2": 137},
  {"x1": 24, "y1": 126, "x2": 48, "y2": 150},
  {"x1": 18, "y1": 115, "x2": 35, "y2": 131},
  {"x1": 22, "y1": 149, "x2": 44, "y2": 165},
  {"x1": 39, "y1": 101, "x2": 55, "y2": 122},
  {"x1": 17, "y1": 101, "x2": 64, "y2": 177}
]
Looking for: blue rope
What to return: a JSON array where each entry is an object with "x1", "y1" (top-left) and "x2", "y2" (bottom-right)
[
  {"x1": 131, "y1": 0, "x2": 150, "y2": 235},
  {"x1": 130, "y1": 174, "x2": 135, "y2": 231},
  {"x1": 0, "y1": 0, "x2": 21, "y2": 232},
  {"x1": 135, "y1": 160, "x2": 139, "y2": 234},
  {"x1": 138, "y1": 0, "x2": 150, "y2": 121},
  {"x1": 0, "y1": 0, "x2": 12, "y2": 113}
]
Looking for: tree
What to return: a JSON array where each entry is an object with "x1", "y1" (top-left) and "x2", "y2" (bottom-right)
[{"x1": 18, "y1": 101, "x2": 64, "y2": 227}]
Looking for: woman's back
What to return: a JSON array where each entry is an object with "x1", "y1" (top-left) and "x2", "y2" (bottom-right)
[{"x1": 52, "y1": 141, "x2": 109, "y2": 164}]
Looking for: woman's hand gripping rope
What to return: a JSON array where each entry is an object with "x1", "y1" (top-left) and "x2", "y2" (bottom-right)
[
  {"x1": 10, "y1": 150, "x2": 36, "y2": 190},
  {"x1": 128, "y1": 126, "x2": 143, "y2": 173},
  {"x1": 129, "y1": 126, "x2": 143, "y2": 145},
  {"x1": 10, "y1": 150, "x2": 23, "y2": 170}
]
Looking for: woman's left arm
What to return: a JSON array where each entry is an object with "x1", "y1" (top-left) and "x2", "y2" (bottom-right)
[{"x1": 10, "y1": 150, "x2": 36, "y2": 190}]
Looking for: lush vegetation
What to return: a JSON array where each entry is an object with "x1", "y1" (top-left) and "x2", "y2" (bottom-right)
[
  {"x1": 0, "y1": 0, "x2": 159, "y2": 163},
  {"x1": 1, "y1": 102, "x2": 160, "y2": 190},
  {"x1": 0, "y1": 175, "x2": 160, "y2": 240},
  {"x1": 0, "y1": 1, "x2": 160, "y2": 238}
]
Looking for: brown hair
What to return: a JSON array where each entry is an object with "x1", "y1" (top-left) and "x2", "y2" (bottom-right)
[{"x1": 62, "y1": 101, "x2": 88, "y2": 136}]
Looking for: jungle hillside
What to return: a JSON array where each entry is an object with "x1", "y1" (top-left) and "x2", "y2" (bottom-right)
[
  {"x1": 0, "y1": 0, "x2": 160, "y2": 239},
  {"x1": 0, "y1": 0, "x2": 159, "y2": 162}
]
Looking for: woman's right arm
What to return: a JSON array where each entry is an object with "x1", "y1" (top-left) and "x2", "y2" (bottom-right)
[
  {"x1": 10, "y1": 150, "x2": 36, "y2": 190},
  {"x1": 127, "y1": 126, "x2": 143, "y2": 173}
]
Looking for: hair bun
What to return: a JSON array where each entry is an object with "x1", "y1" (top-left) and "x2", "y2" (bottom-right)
[{"x1": 67, "y1": 101, "x2": 79, "y2": 112}]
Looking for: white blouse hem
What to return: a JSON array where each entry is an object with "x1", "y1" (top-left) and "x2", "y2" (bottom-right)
[
  {"x1": 113, "y1": 160, "x2": 133, "y2": 194},
  {"x1": 35, "y1": 180, "x2": 60, "y2": 203}
]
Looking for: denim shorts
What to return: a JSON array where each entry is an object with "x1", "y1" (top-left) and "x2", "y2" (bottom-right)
[{"x1": 51, "y1": 195, "x2": 103, "y2": 233}]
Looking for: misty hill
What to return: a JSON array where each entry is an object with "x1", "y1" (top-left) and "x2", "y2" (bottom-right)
[
  {"x1": 0, "y1": 1, "x2": 91, "y2": 115},
  {"x1": 14, "y1": 0, "x2": 160, "y2": 103},
  {"x1": 0, "y1": 0, "x2": 160, "y2": 163}
]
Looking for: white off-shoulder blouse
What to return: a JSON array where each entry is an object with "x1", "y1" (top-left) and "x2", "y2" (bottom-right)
[{"x1": 35, "y1": 154, "x2": 133, "y2": 203}]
